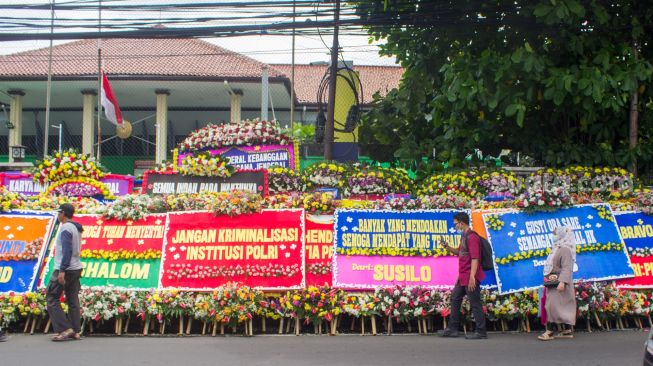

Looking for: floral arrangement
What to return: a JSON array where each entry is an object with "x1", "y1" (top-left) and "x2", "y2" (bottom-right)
[
  {"x1": 595, "y1": 204, "x2": 614, "y2": 222},
  {"x1": 22, "y1": 196, "x2": 104, "y2": 214},
  {"x1": 80, "y1": 248, "x2": 162, "y2": 261},
  {"x1": 531, "y1": 166, "x2": 635, "y2": 200},
  {"x1": 267, "y1": 166, "x2": 312, "y2": 194},
  {"x1": 43, "y1": 177, "x2": 115, "y2": 199},
  {"x1": 301, "y1": 192, "x2": 338, "y2": 215},
  {"x1": 374, "y1": 197, "x2": 421, "y2": 211},
  {"x1": 347, "y1": 166, "x2": 413, "y2": 196},
  {"x1": 514, "y1": 187, "x2": 573, "y2": 213},
  {"x1": 336, "y1": 246, "x2": 448, "y2": 258},
  {"x1": 263, "y1": 194, "x2": 303, "y2": 210},
  {"x1": 485, "y1": 215, "x2": 505, "y2": 231},
  {"x1": 420, "y1": 194, "x2": 472, "y2": 209},
  {"x1": 417, "y1": 170, "x2": 480, "y2": 199},
  {"x1": 0, "y1": 238, "x2": 43, "y2": 261},
  {"x1": 31, "y1": 149, "x2": 105, "y2": 184},
  {"x1": 164, "y1": 263, "x2": 301, "y2": 281},
  {"x1": 307, "y1": 262, "x2": 332, "y2": 276},
  {"x1": 303, "y1": 162, "x2": 348, "y2": 190},
  {"x1": 495, "y1": 241, "x2": 624, "y2": 265},
  {"x1": 178, "y1": 119, "x2": 291, "y2": 153},
  {"x1": 179, "y1": 152, "x2": 234, "y2": 178},
  {"x1": 0, "y1": 186, "x2": 25, "y2": 212},
  {"x1": 3, "y1": 283, "x2": 653, "y2": 334},
  {"x1": 476, "y1": 170, "x2": 521, "y2": 198},
  {"x1": 209, "y1": 191, "x2": 263, "y2": 217},
  {"x1": 634, "y1": 190, "x2": 653, "y2": 215},
  {"x1": 153, "y1": 160, "x2": 176, "y2": 174},
  {"x1": 102, "y1": 195, "x2": 155, "y2": 221}
]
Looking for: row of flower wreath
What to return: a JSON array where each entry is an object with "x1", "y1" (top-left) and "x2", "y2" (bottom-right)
[{"x1": 2, "y1": 283, "x2": 652, "y2": 332}]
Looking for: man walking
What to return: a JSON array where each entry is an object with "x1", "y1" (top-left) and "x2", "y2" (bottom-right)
[
  {"x1": 46, "y1": 203, "x2": 84, "y2": 341},
  {"x1": 438, "y1": 212, "x2": 487, "y2": 339}
]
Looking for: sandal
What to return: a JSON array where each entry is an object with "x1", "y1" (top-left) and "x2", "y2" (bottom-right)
[
  {"x1": 52, "y1": 330, "x2": 74, "y2": 342},
  {"x1": 71, "y1": 333, "x2": 81, "y2": 341},
  {"x1": 537, "y1": 331, "x2": 555, "y2": 341},
  {"x1": 555, "y1": 330, "x2": 574, "y2": 339}
]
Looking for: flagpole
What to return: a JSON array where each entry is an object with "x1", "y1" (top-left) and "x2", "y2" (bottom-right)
[
  {"x1": 43, "y1": 0, "x2": 55, "y2": 158},
  {"x1": 96, "y1": 0, "x2": 102, "y2": 160}
]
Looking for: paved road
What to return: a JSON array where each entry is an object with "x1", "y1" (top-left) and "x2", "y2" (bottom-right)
[{"x1": 0, "y1": 330, "x2": 646, "y2": 366}]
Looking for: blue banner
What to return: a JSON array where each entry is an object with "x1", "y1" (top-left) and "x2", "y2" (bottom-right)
[
  {"x1": 334, "y1": 209, "x2": 496, "y2": 287},
  {"x1": 484, "y1": 204, "x2": 634, "y2": 294},
  {"x1": 614, "y1": 212, "x2": 653, "y2": 253}
]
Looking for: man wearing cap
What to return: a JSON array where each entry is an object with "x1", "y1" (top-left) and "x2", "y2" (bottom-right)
[{"x1": 46, "y1": 203, "x2": 84, "y2": 341}]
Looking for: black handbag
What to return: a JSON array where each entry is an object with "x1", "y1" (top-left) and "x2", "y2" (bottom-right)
[{"x1": 543, "y1": 272, "x2": 560, "y2": 288}]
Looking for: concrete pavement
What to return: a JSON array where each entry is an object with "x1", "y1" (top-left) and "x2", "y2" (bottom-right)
[{"x1": 0, "y1": 330, "x2": 646, "y2": 366}]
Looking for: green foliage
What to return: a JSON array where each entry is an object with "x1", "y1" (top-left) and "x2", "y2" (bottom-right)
[
  {"x1": 356, "y1": 0, "x2": 653, "y2": 176},
  {"x1": 283, "y1": 123, "x2": 315, "y2": 144}
]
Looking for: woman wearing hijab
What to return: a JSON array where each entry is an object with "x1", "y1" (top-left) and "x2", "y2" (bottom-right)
[{"x1": 538, "y1": 226, "x2": 577, "y2": 341}]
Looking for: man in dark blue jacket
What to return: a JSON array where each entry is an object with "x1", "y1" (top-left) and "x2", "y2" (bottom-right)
[{"x1": 46, "y1": 203, "x2": 84, "y2": 342}]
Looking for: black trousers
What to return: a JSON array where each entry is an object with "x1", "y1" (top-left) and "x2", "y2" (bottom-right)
[
  {"x1": 46, "y1": 269, "x2": 82, "y2": 334},
  {"x1": 449, "y1": 281, "x2": 487, "y2": 335}
]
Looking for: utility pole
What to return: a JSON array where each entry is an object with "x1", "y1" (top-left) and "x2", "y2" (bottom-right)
[{"x1": 324, "y1": 0, "x2": 340, "y2": 161}]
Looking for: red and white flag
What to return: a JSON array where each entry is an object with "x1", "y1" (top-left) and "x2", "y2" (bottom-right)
[{"x1": 100, "y1": 71, "x2": 123, "y2": 125}]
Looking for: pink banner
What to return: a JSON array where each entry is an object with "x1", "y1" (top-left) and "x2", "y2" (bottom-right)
[
  {"x1": 177, "y1": 143, "x2": 298, "y2": 170},
  {"x1": 333, "y1": 255, "x2": 459, "y2": 289}
]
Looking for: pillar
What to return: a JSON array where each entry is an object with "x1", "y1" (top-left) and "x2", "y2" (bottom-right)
[
  {"x1": 81, "y1": 89, "x2": 96, "y2": 156},
  {"x1": 7, "y1": 90, "x2": 25, "y2": 163},
  {"x1": 261, "y1": 66, "x2": 269, "y2": 121},
  {"x1": 230, "y1": 90, "x2": 242, "y2": 123},
  {"x1": 155, "y1": 89, "x2": 169, "y2": 164}
]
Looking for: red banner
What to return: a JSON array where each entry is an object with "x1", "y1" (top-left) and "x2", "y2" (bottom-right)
[
  {"x1": 305, "y1": 214, "x2": 333, "y2": 287},
  {"x1": 615, "y1": 255, "x2": 653, "y2": 288},
  {"x1": 161, "y1": 210, "x2": 305, "y2": 290}
]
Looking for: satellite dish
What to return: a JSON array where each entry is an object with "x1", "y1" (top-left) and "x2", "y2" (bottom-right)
[{"x1": 116, "y1": 120, "x2": 132, "y2": 139}]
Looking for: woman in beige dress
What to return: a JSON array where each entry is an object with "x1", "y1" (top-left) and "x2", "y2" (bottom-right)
[{"x1": 538, "y1": 226, "x2": 577, "y2": 341}]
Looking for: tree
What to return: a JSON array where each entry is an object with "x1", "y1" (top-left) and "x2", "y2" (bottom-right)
[{"x1": 356, "y1": 0, "x2": 653, "y2": 177}]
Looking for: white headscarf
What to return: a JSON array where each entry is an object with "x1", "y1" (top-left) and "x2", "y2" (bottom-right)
[{"x1": 543, "y1": 226, "x2": 577, "y2": 275}]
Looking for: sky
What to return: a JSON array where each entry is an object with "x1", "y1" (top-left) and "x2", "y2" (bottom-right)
[{"x1": 0, "y1": 1, "x2": 399, "y2": 66}]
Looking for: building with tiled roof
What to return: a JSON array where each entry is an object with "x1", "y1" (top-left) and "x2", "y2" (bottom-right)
[{"x1": 0, "y1": 37, "x2": 403, "y2": 169}]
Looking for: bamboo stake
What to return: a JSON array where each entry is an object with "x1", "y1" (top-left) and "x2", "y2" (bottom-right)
[
  {"x1": 24, "y1": 316, "x2": 31, "y2": 333},
  {"x1": 160, "y1": 321, "x2": 166, "y2": 335},
  {"x1": 463, "y1": 323, "x2": 467, "y2": 335},
  {"x1": 211, "y1": 321, "x2": 217, "y2": 337},
  {"x1": 36, "y1": 318, "x2": 42, "y2": 334},
  {"x1": 221, "y1": 323, "x2": 225, "y2": 335},
  {"x1": 143, "y1": 317, "x2": 149, "y2": 336},
  {"x1": 586, "y1": 317, "x2": 592, "y2": 333},
  {"x1": 423, "y1": 319, "x2": 428, "y2": 334},
  {"x1": 279, "y1": 318, "x2": 284, "y2": 334},
  {"x1": 286, "y1": 317, "x2": 292, "y2": 333},
  {"x1": 315, "y1": 322, "x2": 319, "y2": 335},
  {"x1": 89, "y1": 320, "x2": 94, "y2": 334},
  {"x1": 202, "y1": 321, "x2": 207, "y2": 335},
  {"x1": 262, "y1": 317, "x2": 266, "y2": 333},
  {"x1": 330, "y1": 319, "x2": 336, "y2": 336},
  {"x1": 387, "y1": 316, "x2": 392, "y2": 335},
  {"x1": 443, "y1": 317, "x2": 448, "y2": 330},
  {"x1": 371, "y1": 315, "x2": 377, "y2": 335},
  {"x1": 124, "y1": 317, "x2": 131, "y2": 334},
  {"x1": 350, "y1": 317, "x2": 356, "y2": 331},
  {"x1": 44, "y1": 318, "x2": 51, "y2": 334},
  {"x1": 500, "y1": 319, "x2": 506, "y2": 332},
  {"x1": 417, "y1": 319, "x2": 422, "y2": 334},
  {"x1": 593, "y1": 312, "x2": 603, "y2": 330},
  {"x1": 361, "y1": 317, "x2": 365, "y2": 335},
  {"x1": 186, "y1": 317, "x2": 192, "y2": 335},
  {"x1": 178, "y1": 317, "x2": 184, "y2": 336},
  {"x1": 525, "y1": 317, "x2": 531, "y2": 333},
  {"x1": 407, "y1": 322, "x2": 412, "y2": 333},
  {"x1": 295, "y1": 317, "x2": 300, "y2": 335}
]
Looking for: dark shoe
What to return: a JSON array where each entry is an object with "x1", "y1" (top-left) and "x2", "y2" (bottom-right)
[
  {"x1": 0, "y1": 332, "x2": 8, "y2": 342},
  {"x1": 437, "y1": 329, "x2": 460, "y2": 338},
  {"x1": 465, "y1": 332, "x2": 487, "y2": 340}
]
